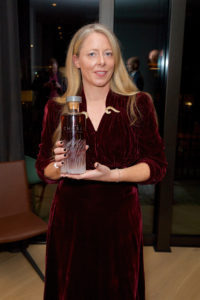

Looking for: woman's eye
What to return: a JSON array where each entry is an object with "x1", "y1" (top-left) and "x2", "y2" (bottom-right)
[
  {"x1": 105, "y1": 52, "x2": 113, "y2": 56},
  {"x1": 88, "y1": 52, "x2": 96, "y2": 57}
]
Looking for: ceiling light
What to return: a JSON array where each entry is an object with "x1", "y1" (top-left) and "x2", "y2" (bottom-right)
[
  {"x1": 51, "y1": 3, "x2": 57, "y2": 7},
  {"x1": 184, "y1": 101, "x2": 192, "y2": 107}
]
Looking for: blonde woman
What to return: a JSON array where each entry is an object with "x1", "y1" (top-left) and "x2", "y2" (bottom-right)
[{"x1": 36, "y1": 23, "x2": 167, "y2": 300}]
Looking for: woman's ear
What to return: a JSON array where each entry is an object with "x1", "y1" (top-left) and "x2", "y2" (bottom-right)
[{"x1": 73, "y1": 55, "x2": 80, "y2": 69}]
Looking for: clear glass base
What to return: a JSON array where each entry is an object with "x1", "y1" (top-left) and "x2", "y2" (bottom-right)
[{"x1": 60, "y1": 139, "x2": 86, "y2": 175}]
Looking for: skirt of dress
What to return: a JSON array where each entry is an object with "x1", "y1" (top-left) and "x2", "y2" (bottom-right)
[{"x1": 44, "y1": 180, "x2": 145, "y2": 300}]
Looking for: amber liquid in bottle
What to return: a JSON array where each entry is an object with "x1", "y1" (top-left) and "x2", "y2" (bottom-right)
[{"x1": 60, "y1": 97, "x2": 86, "y2": 174}]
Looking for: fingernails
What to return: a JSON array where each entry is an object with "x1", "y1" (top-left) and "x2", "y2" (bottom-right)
[
  {"x1": 60, "y1": 140, "x2": 63, "y2": 144},
  {"x1": 64, "y1": 153, "x2": 67, "y2": 157},
  {"x1": 95, "y1": 162, "x2": 99, "y2": 168},
  {"x1": 61, "y1": 161, "x2": 64, "y2": 165},
  {"x1": 64, "y1": 148, "x2": 66, "y2": 152}
]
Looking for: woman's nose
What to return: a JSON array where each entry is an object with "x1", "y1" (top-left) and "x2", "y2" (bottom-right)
[{"x1": 97, "y1": 53, "x2": 105, "y2": 65}]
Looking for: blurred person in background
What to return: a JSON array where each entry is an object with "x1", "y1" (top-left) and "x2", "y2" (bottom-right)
[
  {"x1": 32, "y1": 58, "x2": 67, "y2": 111},
  {"x1": 126, "y1": 56, "x2": 144, "y2": 91},
  {"x1": 31, "y1": 58, "x2": 67, "y2": 157}
]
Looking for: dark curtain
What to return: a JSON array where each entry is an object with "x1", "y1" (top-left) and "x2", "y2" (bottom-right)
[{"x1": 0, "y1": 0, "x2": 24, "y2": 161}]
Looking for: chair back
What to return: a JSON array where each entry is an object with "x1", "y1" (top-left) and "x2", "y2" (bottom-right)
[{"x1": 0, "y1": 160, "x2": 30, "y2": 218}]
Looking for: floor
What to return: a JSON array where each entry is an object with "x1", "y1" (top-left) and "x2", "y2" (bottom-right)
[{"x1": 0, "y1": 245, "x2": 200, "y2": 300}]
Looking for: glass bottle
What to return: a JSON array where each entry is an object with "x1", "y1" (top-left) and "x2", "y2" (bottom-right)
[{"x1": 60, "y1": 96, "x2": 86, "y2": 174}]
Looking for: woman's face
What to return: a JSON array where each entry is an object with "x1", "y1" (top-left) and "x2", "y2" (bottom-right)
[{"x1": 73, "y1": 32, "x2": 115, "y2": 89}]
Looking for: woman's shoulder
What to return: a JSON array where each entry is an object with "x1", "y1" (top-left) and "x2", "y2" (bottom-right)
[
  {"x1": 136, "y1": 91, "x2": 152, "y2": 103},
  {"x1": 135, "y1": 91, "x2": 155, "y2": 113},
  {"x1": 43, "y1": 98, "x2": 63, "y2": 127},
  {"x1": 110, "y1": 90, "x2": 153, "y2": 108},
  {"x1": 109, "y1": 91, "x2": 129, "y2": 108}
]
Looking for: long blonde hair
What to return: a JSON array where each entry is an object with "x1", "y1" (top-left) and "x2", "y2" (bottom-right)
[{"x1": 54, "y1": 23, "x2": 139, "y2": 142}]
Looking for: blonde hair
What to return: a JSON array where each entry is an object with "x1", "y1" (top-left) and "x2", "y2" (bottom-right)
[{"x1": 54, "y1": 23, "x2": 139, "y2": 142}]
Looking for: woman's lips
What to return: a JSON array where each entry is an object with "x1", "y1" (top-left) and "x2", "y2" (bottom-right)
[{"x1": 95, "y1": 71, "x2": 107, "y2": 77}]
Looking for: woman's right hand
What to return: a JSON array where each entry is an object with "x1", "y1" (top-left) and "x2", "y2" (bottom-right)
[
  {"x1": 44, "y1": 140, "x2": 68, "y2": 180},
  {"x1": 53, "y1": 140, "x2": 68, "y2": 168},
  {"x1": 44, "y1": 141, "x2": 89, "y2": 180}
]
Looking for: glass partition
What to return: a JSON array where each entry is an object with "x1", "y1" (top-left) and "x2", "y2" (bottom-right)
[
  {"x1": 114, "y1": 0, "x2": 169, "y2": 235},
  {"x1": 172, "y1": 0, "x2": 200, "y2": 236}
]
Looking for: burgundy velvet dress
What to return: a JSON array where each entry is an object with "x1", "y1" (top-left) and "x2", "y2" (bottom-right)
[{"x1": 36, "y1": 91, "x2": 167, "y2": 300}]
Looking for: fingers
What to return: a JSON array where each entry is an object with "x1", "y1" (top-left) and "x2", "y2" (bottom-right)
[
  {"x1": 94, "y1": 162, "x2": 110, "y2": 174},
  {"x1": 54, "y1": 140, "x2": 67, "y2": 156},
  {"x1": 54, "y1": 161, "x2": 64, "y2": 168},
  {"x1": 61, "y1": 170, "x2": 95, "y2": 179},
  {"x1": 54, "y1": 153, "x2": 68, "y2": 162},
  {"x1": 55, "y1": 140, "x2": 64, "y2": 148},
  {"x1": 94, "y1": 162, "x2": 99, "y2": 169},
  {"x1": 61, "y1": 173, "x2": 83, "y2": 179},
  {"x1": 54, "y1": 147, "x2": 67, "y2": 155},
  {"x1": 94, "y1": 162, "x2": 105, "y2": 170},
  {"x1": 54, "y1": 148, "x2": 68, "y2": 162},
  {"x1": 54, "y1": 140, "x2": 68, "y2": 163}
]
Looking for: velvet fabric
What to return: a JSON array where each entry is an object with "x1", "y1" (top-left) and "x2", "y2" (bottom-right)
[{"x1": 36, "y1": 91, "x2": 167, "y2": 300}]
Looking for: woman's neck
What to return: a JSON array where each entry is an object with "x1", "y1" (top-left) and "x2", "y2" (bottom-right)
[{"x1": 83, "y1": 83, "x2": 110, "y2": 104}]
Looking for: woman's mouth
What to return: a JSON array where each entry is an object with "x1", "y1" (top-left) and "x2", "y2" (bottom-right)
[{"x1": 95, "y1": 71, "x2": 107, "y2": 77}]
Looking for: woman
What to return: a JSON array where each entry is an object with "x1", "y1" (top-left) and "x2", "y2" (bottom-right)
[{"x1": 36, "y1": 23, "x2": 167, "y2": 300}]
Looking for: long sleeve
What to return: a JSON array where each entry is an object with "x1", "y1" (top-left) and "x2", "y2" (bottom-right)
[
  {"x1": 35, "y1": 99, "x2": 61, "y2": 184},
  {"x1": 135, "y1": 93, "x2": 167, "y2": 184}
]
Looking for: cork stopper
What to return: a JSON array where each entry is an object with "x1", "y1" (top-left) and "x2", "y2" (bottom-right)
[
  {"x1": 66, "y1": 96, "x2": 82, "y2": 103},
  {"x1": 66, "y1": 96, "x2": 82, "y2": 112}
]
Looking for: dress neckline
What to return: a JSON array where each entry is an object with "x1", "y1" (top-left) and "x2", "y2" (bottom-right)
[{"x1": 80, "y1": 89, "x2": 112, "y2": 133}]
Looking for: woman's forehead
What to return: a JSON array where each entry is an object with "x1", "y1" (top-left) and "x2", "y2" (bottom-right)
[{"x1": 80, "y1": 32, "x2": 112, "y2": 50}]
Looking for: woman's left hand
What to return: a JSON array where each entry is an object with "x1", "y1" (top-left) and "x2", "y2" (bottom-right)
[{"x1": 61, "y1": 162, "x2": 117, "y2": 182}]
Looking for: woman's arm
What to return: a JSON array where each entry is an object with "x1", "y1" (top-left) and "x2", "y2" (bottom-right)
[
  {"x1": 113, "y1": 162, "x2": 150, "y2": 182},
  {"x1": 61, "y1": 161, "x2": 150, "y2": 183},
  {"x1": 133, "y1": 92, "x2": 167, "y2": 184},
  {"x1": 35, "y1": 100, "x2": 62, "y2": 184}
]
